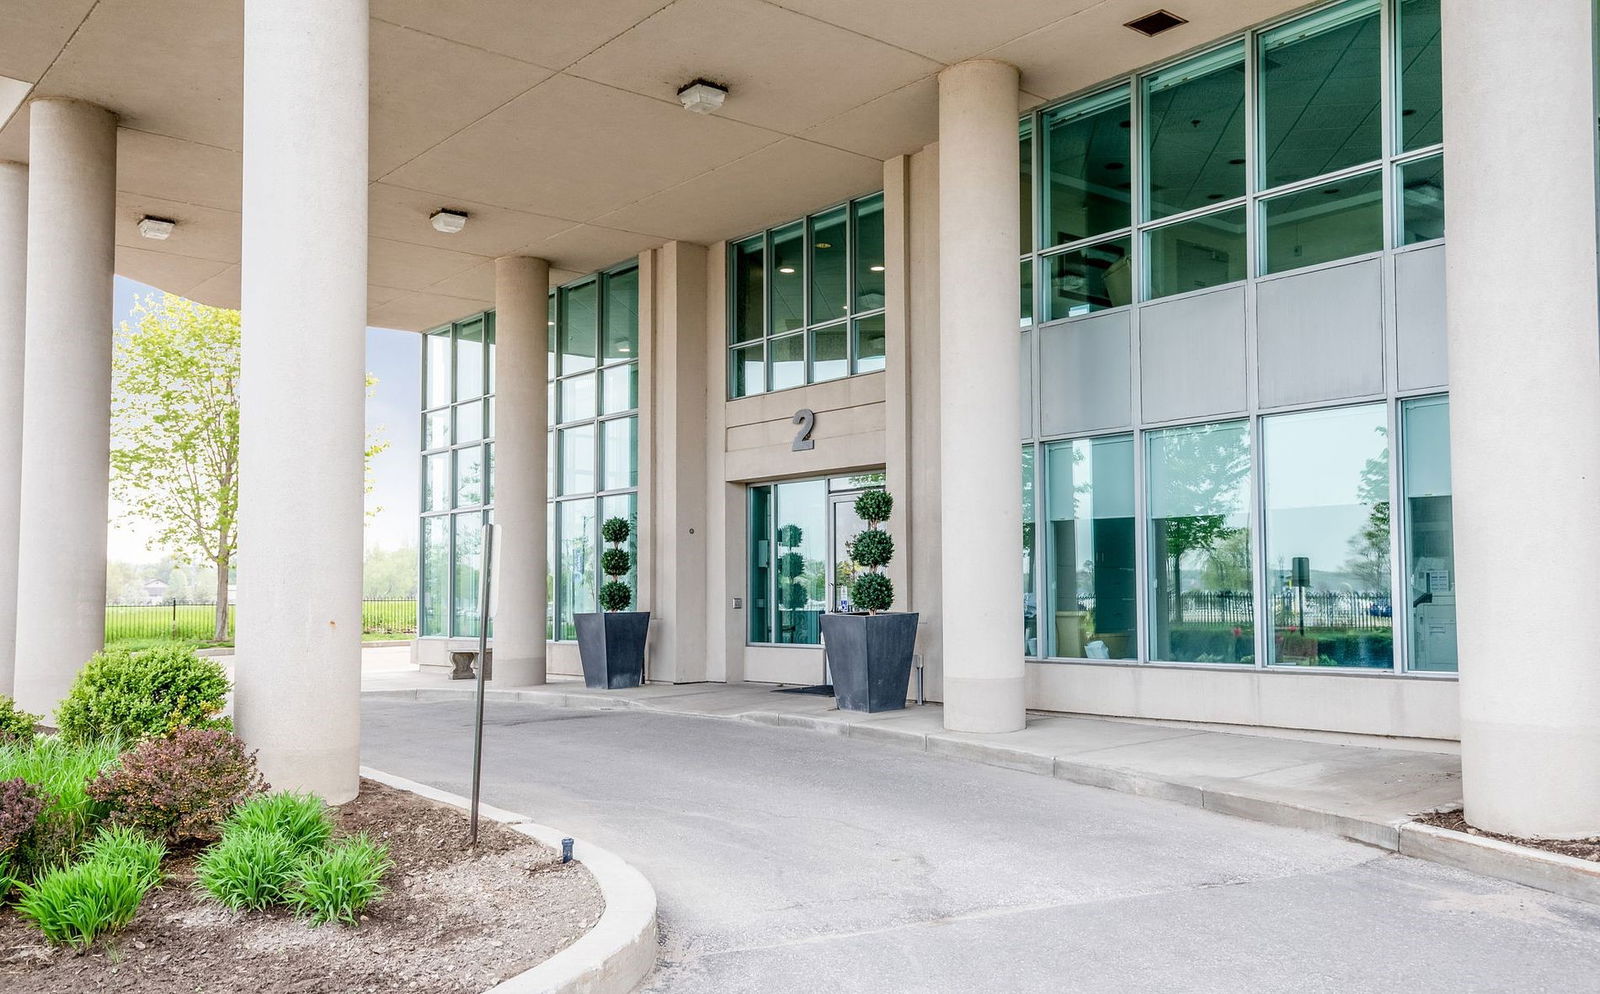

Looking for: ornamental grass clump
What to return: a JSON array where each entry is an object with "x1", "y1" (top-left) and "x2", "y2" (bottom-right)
[
  {"x1": 598, "y1": 516, "x2": 634, "y2": 612},
  {"x1": 287, "y1": 834, "x2": 393, "y2": 926},
  {"x1": 80, "y1": 824, "x2": 166, "y2": 890},
  {"x1": 88, "y1": 726, "x2": 267, "y2": 845},
  {"x1": 14, "y1": 857, "x2": 156, "y2": 948},
  {"x1": 846, "y1": 489, "x2": 896, "y2": 614},
  {"x1": 222, "y1": 791, "x2": 332, "y2": 855},
  {"x1": 196, "y1": 827, "x2": 305, "y2": 911},
  {"x1": 56, "y1": 641, "x2": 230, "y2": 744}
]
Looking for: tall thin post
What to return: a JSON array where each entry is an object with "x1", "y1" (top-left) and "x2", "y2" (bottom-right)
[{"x1": 469, "y1": 523, "x2": 496, "y2": 846}]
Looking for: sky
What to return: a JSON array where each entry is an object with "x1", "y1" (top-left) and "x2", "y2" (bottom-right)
[{"x1": 108, "y1": 276, "x2": 420, "y2": 562}]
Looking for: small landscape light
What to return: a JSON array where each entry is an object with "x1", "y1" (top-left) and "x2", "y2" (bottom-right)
[{"x1": 137, "y1": 216, "x2": 175, "y2": 240}]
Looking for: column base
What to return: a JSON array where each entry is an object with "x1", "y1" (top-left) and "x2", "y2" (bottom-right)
[
  {"x1": 1462, "y1": 717, "x2": 1600, "y2": 840},
  {"x1": 494, "y1": 654, "x2": 548, "y2": 687},
  {"x1": 942, "y1": 674, "x2": 1026, "y2": 733}
]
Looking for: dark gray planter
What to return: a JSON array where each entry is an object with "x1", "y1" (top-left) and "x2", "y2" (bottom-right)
[
  {"x1": 576, "y1": 611, "x2": 649, "y2": 689},
  {"x1": 819, "y1": 612, "x2": 919, "y2": 713}
]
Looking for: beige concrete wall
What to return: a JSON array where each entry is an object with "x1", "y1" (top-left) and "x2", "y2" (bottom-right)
[
  {"x1": 722, "y1": 374, "x2": 887, "y2": 483},
  {"x1": 906, "y1": 144, "x2": 944, "y2": 703}
]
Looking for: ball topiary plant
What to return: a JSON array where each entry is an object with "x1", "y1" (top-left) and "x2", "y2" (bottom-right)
[
  {"x1": 847, "y1": 489, "x2": 896, "y2": 614},
  {"x1": 599, "y1": 516, "x2": 633, "y2": 612}
]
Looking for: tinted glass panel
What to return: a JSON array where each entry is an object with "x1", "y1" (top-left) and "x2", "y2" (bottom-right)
[
  {"x1": 601, "y1": 417, "x2": 637, "y2": 492},
  {"x1": 1022, "y1": 447, "x2": 1037, "y2": 655},
  {"x1": 1046, "y1": 237, "x2": 1132, "y2": 320},
  {"x1": 1402, "y1": 395, "x2": 1456, "y2": 672},
  {"x1": 1147, "y1": 421, "x2": 1254, "y2": 664},
  {"x1": 454, "y1": 444, "x2": 483, "y2": 508},
  {"x1": 1144, "y1": 43, "x2": 1246, "y2": 220},
  {"x1": 812, "y1": 323, "x2": 848, "y2": 383},
  {"x1": 1397, "y1": 0, "x2": 1443, "y2": 151},
  {"x1": 770, "y1": 332, "x2": 805, "y2": 390},
  {"x1": 421, "y1": 515, "x2": 449, "y2": 636},
  {"x1": 557, "y1": 499, "x2": 596, "y2": 639},
  {"x1": 601, "y1": 363, "x2": 637, "y2": 415},
  {"x1": 1147, "y1": 208, "x2": 1247, "y2": 299},
  {"x1": 559, "y1": 373, "x2": 596, "y2": 424},
  {"x1": 1259, "y1": 0, "x2": 1381, "y2": 188},
  {"x1": 1046, "y1": 436, "x2": 1137, "y2": 660},
  {"x1": 731, "y1": 343, "x2": 764, "y2": 398},
  {"x1": 424, "y1": 452, "x2": 449, "y2": 513},
  {"x1": 732, "y1": 235, "x2": 764, "y2": 345},
  {"x1": 453, "y1": 512, "x2": 484, "y2": 637},
  {"x1": 1262, "y1": 170, "x2": 1383, "y2": 274},
  {"x1": 603, "y1": 267, "x2": 638, "y2": 361},
  {"x1": 560, "y1": 281, "x2": 598, "y2": 374},
  {"x1": 457, "y1": 400, "x2": 484, "y2": 444},
  {"x1": 772, "y1": 480, "x2": 826, "y2": 645},
  {"x1": 853, "y1": 194, "x2": 886, "y2": 313},
  {"x1": 455, "y1": 318, "x2": 485, "y2": 399},
  {"x1": 426, "y1": 332, "x2": 452, "y2": 408},
  {"x1": 1019, "y1": 121, "x2": 1035, "y2": 254},
  {"x1": 854, "y1": 315, "x2": 886, "y2": 373},
  {"x1": 601, "y1": 492, "x2": 638, "y2": 607},
  {"x1": 748, "y1": 485, "x2": 774, "y2": 643},
  {"x1": 559, "y1": 424, "x2": 595, "y2": 496},
  {"x1": 1400, "y1": 154, "x2": 1444, "y2": 244},
  {"x1": 810, "y1": 206, "x2": 848, "y2": 324},
  {"x1": 424, "y1": 409, "x2": 449, "y2": 450},
  {"x1": 1042, "y1": 87, "x2": 1131, "y2": 247},
  {"x1": 1020, "y1": 257, "x2": 1034, "y2": 328},
  {"x1": 769, "y1": 222, "x2": 805, "y2": 334},
  {"x1": 1263, "y1": 403, "x2": 1392, "y2": 669}
]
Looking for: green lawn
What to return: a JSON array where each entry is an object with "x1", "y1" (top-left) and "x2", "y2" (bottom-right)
[{"x1": 103, "y1": 600, "x2": 416, "y2": 647}]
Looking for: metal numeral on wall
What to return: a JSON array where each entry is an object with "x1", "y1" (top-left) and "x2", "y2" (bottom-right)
[{"x1": 792, "y1": 409, "x2": 816, "y2": 451}]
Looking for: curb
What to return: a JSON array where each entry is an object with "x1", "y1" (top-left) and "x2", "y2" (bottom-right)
[
  {"x1": 360, "y1": 767, "x2": 657, "y2": 994},
  {"x1": 1398, "y1": 821, "x2": 1600, "y2": 905}
]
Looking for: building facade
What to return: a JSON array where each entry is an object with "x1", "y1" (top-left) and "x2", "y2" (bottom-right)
[{"x1": 1, "y1": 0, "x2": 1597, "y2": 840}]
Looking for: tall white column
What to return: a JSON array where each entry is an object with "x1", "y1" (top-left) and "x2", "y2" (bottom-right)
[
  {"x1": 235, "y1": 0, "x2": 368, "y2": 802},
  {"x1": 1444, "y1": 0, "x2": 1600, "y2": 838},
  {"x1": 936, "y1": 61, "x2": 1024, "y2": 733},
  {"x1": 12, "y1": 101, "x2": 116, "y2": 716},
  {"x1": 0, "y1": 163, "x2": 25, "y2": 699},
  {"x1": 492, "y1": 256, "x2": 550, "y2": 686}
]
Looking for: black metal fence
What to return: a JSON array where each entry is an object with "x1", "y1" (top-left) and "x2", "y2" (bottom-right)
[
  {"x1": 104, "y1": 599, "x2": 418, "y2": 644},
  {"x1": 1172, "y1": 590, "x2": 1392, "y2": 630}
]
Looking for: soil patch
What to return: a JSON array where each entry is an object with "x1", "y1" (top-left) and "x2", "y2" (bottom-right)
[
  {"x1": 1419, "y1": 810, "x2": 1600, "y2": 863},
  {"x1": 0, "y1": 778, "x2": 604, "y2": 993}
]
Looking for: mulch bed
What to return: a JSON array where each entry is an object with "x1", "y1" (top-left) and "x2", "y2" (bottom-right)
[
  {"x1": 1419, "y1": 809, "x2": 1600, "y2": 863},
  {"x1": 0, "y1": 778, "x2": 605, "y2": 993}
]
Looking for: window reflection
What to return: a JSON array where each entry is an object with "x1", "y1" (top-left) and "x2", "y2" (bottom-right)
[
  {"x1": 1143, "y1": 44, "x2": 1246, "y2": 220},
  {"x1": 1047, "y1": 238, "x2": 1132, "y2": 319},
  {"x1": 1403, "y1": 396, "x2": 1456, "y2": 672},
  {"x1": 1259, "y1": 0, "x2": 1382, "y2": 189},
  {"x1": 1042, "y1": 87, "x2": 1131, "y2": 247},
  {"x1": 1046, "y1": 436, "x2": 1137, "y2": 660}
]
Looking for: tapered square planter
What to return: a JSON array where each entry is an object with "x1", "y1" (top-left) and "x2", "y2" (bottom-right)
[
  {"x1": 819, "y1": 612, "x2": 920, "y2": 713},
  {"x1": 576, "y1": 611, "x2": 649, "y2": 689}
]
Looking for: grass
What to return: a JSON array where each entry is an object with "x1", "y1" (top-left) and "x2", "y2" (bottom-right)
[
  {"x1": 223, "y1": 792, "x2": 333, "y2": 855},
  {"x1": 0, "y1": 737, "x2": 122, "y2": 868},
  {"x1": 81, "y1": 825, "x2": 166, "y2": 889},
  {"x1": 196, "y1": 828, "x2": 304, "y2": 911},
  {"x1": 103, "y1": 601, "x2": 417, "y2": 647},
  {"x1": 14, "y1": 857, "x2": 156, "y2": 948},
  {"x1": 288, "y1": 835, "x2": 392, "y2": 926}
]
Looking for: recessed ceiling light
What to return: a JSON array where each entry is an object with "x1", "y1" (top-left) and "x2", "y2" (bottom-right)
[
  {"x1": 677, "y1": 78, "x2": 728, "y2": 115},
  {"x1": 778, "y1": 266, "x2": 796, "y2": 274},
  {"x1": 815, "y1": 242, "x2": 832, "y2": 249},
  {"x1": 1125, "y1": 9, "x2": 1188, "y2": 37},
  {"x1": 137, "y1": 216, "x2": 176, "y2": 240},
  {"x1": 870, "y1": 265, "x2": 885, "y2": 272},
  {"x1": 430, "y1": 209, "x2": 468, "y2": 234}
]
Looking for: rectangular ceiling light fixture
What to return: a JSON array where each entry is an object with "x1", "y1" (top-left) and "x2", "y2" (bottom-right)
[{"x1": 1125, "y1": 9, "x2": 1188, "y2": 36}]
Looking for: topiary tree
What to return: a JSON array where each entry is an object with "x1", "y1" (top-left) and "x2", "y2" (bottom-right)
[
  {"x1": 598, "y1": 516, "x2": 633, "y2": 612},
  {"x1": 847, "y1": 489, "x2": 896, "y2": 614}
]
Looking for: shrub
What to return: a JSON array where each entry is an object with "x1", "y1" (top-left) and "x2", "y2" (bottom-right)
[
  {"x1": 598, "y1": 517, "x2": 633, "y2": 612},
  {"x1": 848, "y1": 489, "x2": 897, "y2": 613},
  {"x1": 288, "y1": 834, "x2": 392, "y2": 926},
  {"x1": 14, "y1": 857, "x2": 154, "y2": 947},
  {"x1": 196, "y1": 828, "x2": 304, "y2": 911},
  {"x1": 0, "y1": 696, "x2": 39, "y2": 746},
  {"x1": 56, "y1": 642, "x2": 230, "y2": 744},
  {"x1": 0, "y1": 737, "x2": 120, "y2": 874},
  {"x1": 88, "y1": 727, "x2": 266, "y2": 845},
  {"x1": 0, "y1": 777, "x2": 45, "y2": 856},
  {"x1": 223, "y1": 792, "x2": 332, "y2": 855},
  {"x1": 851, "y1": 572, "x2": 894, "y2": 613},
  {"x1": 81, "y1": 825, "x2": 166, "y2": 890}
]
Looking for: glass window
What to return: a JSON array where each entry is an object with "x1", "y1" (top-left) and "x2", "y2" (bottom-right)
[
  {"x1": 453, "y1": 512, "x2": 484, "y2": 637},
  {"x1": 1020, "y1": 258, "x2": 1034, "y2": 328},
  {"x1": 547, "y1": 504, "x2": 556, "y2": 640},
  {"x1": 811, "y1": 323, "x2": 849, "y2": 383},
  {"x1": 1046, "y1": 435, "x2": 1137, "y2": 660},
  {"x1": 421, "y1": 515, "x2": 449, "y2": 636},
  {"x1": 456, "y1": 317, "x2": 485, "y2": 399},
  {"x1": 603, "y1": 268, "x2": 639, "y2": 361},
  {"x1": 1399, "y1": 154, "x2": 1444, "y2": 244},
  {"x1": 772, "y1": 480, "x2": 826, "y2": 645},
  {"x1": 601, "y1": 363, "x2": 637, "y2": 415},
  {"x1": 424, "y1": 452, "x2": 450, "y2": 512},
  {"x1": 560, "y1": 280, "x2": 598, "y2": 375},
  {"x1": 1046, "y1": 237, "x2": 1132, "y2": 320},
  {"x1": 557, "y1": 499, "x2": 596, "y2": 640},
  {"x1": 559, "y1": 424, "x2": 595, "y2": 496},
  {"x1": 485, "y1": 443, "x2": 494, "y2": 505},
  {"x1": 1019, "y1": 120, "x2": 1034, "y2": 254},
  {"x1": 455, "y1": 399, "x2": 483, "y2": 444},
  {"x1": 1143, "y1": 43, "x2": 1246, "y2": 220},
  {"x1": 1147, "y1": 421, "x2": 1254, "y2": 664},
  {"x1": 1262, "y1": 170, "x2": 1383, "y2": 274},
  {"x1": 559, "y1": 373, "x2": 596, "y2": 424},
  {"x1": 424, "y1": 409, "x2": 449, "y2": 450},
  {"x1": 1402, "y1": 395, "x2": 1455, "y2": 672},
  {"x1": 731, "y1": 343, "x2": 764, "y2": 397},
  {"x1": 1042, "y1": 86, "x2": 1131, "y2": 247},
  {"x1": 810, "y1": 206, "x2": 848, "y2": 324},
  {"x1": 425, "y1": 331, "x2": 452, "y2": 408},
  {"x1": 1023, "y1": 447, "x2": 1037, "y2": 656},
  {"x1": 1147, "y1": 208, "x2": 1247, "y2": 299},
  {"x1": 769, "y1": 222, "x2": 805, "y2": 335},
  {"x1": 770, "y1": 332, "x2": 805, "y2": 391},
  {"x1": 1263, "y1": 403, "x2": 1392, "y2": 669},
  {"x1": 1397, "y1": 0, "x2": 1443, "y2": 151},
  {"x1": 747, "y1": 485, "x2": 774, "y2": 643},
  {"x1": 732, "y1": 235, "x2": 765, "y2": 345},
  {"x1": 854, "y1": 315, "x2": 886, "y2": 373},
  {"x1": 454, "y1": 444, "x2": 483, "y2": 508},
  {"x1": 853, "y1": 194, "x2": 886, "y2": 313},
  {"x1": 601, "y1": 492, "x2": 638, "y2": 607},
  {"x1": 1259, "y1": 0, "x2": 1382, "y2": 189},
  {"x1": 601, "y1": 417, "x2": 637, "y2": 491}
]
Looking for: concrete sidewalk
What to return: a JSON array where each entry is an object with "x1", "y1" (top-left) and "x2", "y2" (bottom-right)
[{"x1": 362, "y1": 663, "x2": 1463, "y2": 853}]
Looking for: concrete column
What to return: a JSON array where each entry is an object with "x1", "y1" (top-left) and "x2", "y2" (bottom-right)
[
  {"x1": 0, "y1": 163, "x2": 25, "y2": 699},
  {"x1": 12, "y1": 101, "x2": 116, "y2": 715},
  {"x1": 492, "y1": 256, "x2": 550, "y2": 685},
  {"x1": 235, "y1": 0, "x2": 367, "y2": 802},
  {"x1": 1444, "y1": 0, "x2": 1600, "y2": 838},
  {"x1": 936, "y1": 61, "x2": 1023, "y2": 733}
]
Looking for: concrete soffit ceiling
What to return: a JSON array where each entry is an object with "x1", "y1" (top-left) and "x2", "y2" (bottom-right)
[{"x1": 0, "y1": 0, "x2": 1308, "y2": 331}]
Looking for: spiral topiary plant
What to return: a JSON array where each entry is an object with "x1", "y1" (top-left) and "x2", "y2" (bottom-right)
[
  {"x1": 598, "y1": 516, "x2": 633, "y2": 612},
  {"x1": 847, "y1": 489, "x2": 895, "y2": 614}
]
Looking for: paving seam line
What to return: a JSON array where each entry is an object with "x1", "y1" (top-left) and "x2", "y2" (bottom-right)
[{"x1": 360, "y1": 766, "x2": 658, "y2": 994}]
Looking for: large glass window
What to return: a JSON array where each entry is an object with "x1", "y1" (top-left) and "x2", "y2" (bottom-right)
[
  {"x1": 1146, "y1": 207, "x2": 1247, "y2": 299},
  {"x1": 1258, "y1": 0, "x2": 1382, "y2": 190},
  {"x1": 1402, "y1": 396, "x2": 1455, "y2": 672},
  {"x1": 1263, "y1": 404, "x2": 1392, "y2": 669},
  {"x1": 1147, "y1": 421, "x2": 1254, "y2": 665},
  {"x1": 1023, "y1": 448, "x2": 1037, "y2": 656},
  {"x1": 1262, "y1": 170, "x2": 1383, "y2": 274},
  {"x1": 728, "y1": 193, "x2": 886, "y2": 397},
  {"x1": 1045, "y1": 436, "x2": 1137, "y2": 660},
  {"x1": 1042, "y1": 86, "x2": 1131, "y2": 247},
  {"x1": 1398, "y1": 154, "x2": 1444, "y2": 245},
  {"x1": 1143, "y1": 43, "x2": 1246, "y2": 220},
  {"x1": 1396, "y1": 0, "x2": 1443, "y2": 152},
  {"x1": 747, "y1": 474, "x2": 884, "y2": 645},
  {"x1": 1046, "y1": 238, "x2": 1133, "y2": 319}
]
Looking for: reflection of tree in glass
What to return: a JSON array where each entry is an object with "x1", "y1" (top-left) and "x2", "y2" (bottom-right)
[
  {"x1": 1344, "y1": 426, "x2": 1391, "y2": 591},
  {"x1": 1152, "y1": 425, "x2": 1250, "y2": 620}
]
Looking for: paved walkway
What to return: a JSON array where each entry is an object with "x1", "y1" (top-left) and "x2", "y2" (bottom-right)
[{"x1": 360, "y1": 687, "x2": 1600, "y2": 992}]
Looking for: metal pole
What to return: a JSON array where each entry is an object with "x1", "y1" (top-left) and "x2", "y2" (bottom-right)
[{"x1": 468, "y1": 523, "x2": 496, "y2": 847}]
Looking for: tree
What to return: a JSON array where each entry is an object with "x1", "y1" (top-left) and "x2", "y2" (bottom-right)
[
  {"x1": 111, "y1": 295, "x2": 241, "y2": 641},
  {"x1": 363, "y1": 546, "x2": 419, "y2": 599}
]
